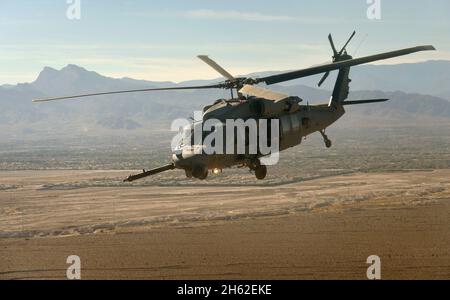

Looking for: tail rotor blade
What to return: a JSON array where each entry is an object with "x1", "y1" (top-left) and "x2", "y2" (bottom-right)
[
  {"x1": 338, "y1": 30, "x2": 356, "y2": 56},
  {"x1": 328, "y1": 34, "x2": 338, "y2": 57},
  {"x1": 318, "y1": 71, "x2": 330, "y2": 87}
]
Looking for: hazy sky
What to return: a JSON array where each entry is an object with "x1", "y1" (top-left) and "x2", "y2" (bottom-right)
[{"x1": 1, "y1": 0, "x2": 449, "y2": 84}]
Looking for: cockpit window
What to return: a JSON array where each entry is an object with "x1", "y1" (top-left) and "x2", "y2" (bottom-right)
[
  {"x1": 180, "y1": 122, "x2": 206, "y2": 147},
  {"x1": 181, "y1": 125, "x2": 193, "y2": 147}
]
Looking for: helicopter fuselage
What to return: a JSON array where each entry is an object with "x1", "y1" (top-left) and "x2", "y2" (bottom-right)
[{"x1": 172, "y1": 97, "x2": 345, "y2": 179}]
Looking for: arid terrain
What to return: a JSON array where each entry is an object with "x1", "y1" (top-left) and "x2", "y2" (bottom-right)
[
  {"x1": 1, "y1": 125, "x2": 449, "y2": 279},
  {"x1": 1, "y1": 169, "x2": 449, "y2": 279}
]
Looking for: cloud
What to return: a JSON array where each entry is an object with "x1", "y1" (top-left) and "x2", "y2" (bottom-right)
[
  {"x1": 125, "y1": 9, "x2": 345, "y2": 24},
  {"x1": 183, "y1": 9, "x2": 296, "y2": 22}
]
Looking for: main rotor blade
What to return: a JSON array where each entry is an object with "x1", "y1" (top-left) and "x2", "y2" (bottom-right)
[
  {"x1": 239, "y1": 84, "x2": 289, "y2": 102},
  {"x1": 258, "y1": 45, "x2": 435, "y2": 85},
  {"x1": 338, "y1": 30, "x2": 356, "y2": 56},
  {"x1": 32, "y1": 84, "x2": 224, "y2": 103},
  {"x1": 197, "y1": 55, "x2": 235, "y2": 81}
]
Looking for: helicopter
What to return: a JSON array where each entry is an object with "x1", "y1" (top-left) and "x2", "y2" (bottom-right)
[{"x1": 33, "y1": 32, "x2": 435, "y2": 182}]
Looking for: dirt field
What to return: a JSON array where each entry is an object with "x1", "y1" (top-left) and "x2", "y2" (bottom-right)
[{"x1": 0, "y1": 170, "x2": 449, "y2": 279}]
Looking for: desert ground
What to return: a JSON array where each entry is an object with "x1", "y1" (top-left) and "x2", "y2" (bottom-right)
[{"x1": 0, "y1": 169, "x2": 449, "y2": 280}]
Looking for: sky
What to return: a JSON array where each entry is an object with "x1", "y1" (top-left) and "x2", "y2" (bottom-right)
[{"x1": 0, "y1": 0, "x2": 449, "y2": 84}]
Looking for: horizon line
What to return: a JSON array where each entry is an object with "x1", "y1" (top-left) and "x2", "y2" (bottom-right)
[{"x1": 1, "y1": 58, "x2": 449, "y2": 87}]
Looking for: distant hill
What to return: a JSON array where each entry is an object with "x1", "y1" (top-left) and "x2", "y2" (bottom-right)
[{"x1": 1, "y1": 62, "x2": 450, "y2": 139}]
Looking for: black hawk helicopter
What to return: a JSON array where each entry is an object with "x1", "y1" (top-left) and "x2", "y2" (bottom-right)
[{"x1": 33, "y1": 32, "x2": 435, "y2": 182}]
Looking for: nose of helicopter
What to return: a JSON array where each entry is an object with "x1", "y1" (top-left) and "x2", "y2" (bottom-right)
[
  {"x1": 172, "y1": 146, "x2": 207, "y2": 170},
  {"x1": 172, "y1": 152, "x2": 183, "y2": 167},
  {"x1": 172, "y1": 150, "x2": 195, "y2": 169}
]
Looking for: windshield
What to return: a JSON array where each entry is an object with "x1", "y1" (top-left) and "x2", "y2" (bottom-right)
[{"x1": 180, "y1": 125, "x2": 193, "y2": 147}]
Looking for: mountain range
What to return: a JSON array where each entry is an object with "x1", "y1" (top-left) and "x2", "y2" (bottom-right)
[{"x1": 1, "y1": 61, "x2": 450, "y2": 139}]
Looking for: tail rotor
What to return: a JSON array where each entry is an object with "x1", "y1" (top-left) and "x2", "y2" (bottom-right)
[{"x1": 318, "y1": 31, "x2": 356, "y2": 87}]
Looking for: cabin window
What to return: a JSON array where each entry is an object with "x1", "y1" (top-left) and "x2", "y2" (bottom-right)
[{"x1": 181, "y1": 125, "x2": 194, "y2": 147}]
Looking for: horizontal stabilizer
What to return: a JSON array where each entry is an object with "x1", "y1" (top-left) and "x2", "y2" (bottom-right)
[
  {"x1": 124, "y1": 164, "x2": 175, "y2": 182},
  {"x1": 342, "y1": 99, "x2": 389, "y2": 106}
]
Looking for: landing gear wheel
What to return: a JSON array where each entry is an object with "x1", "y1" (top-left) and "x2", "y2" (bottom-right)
[
  {"x1": 192, "y1": 165, "x2": 208, "y2": 180},
  {"x1": 255, "y1": 165, "x2": 267, "y2": 180},
  {"x1": 197, "y1": 171, "x2": 208, "y2": 180},
  {"x1": 320, "y1": 129, "x2": 332, "y2": 149},
  {"x1": 185, "y1": 170, "x2": 193, "y2": 178}
]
